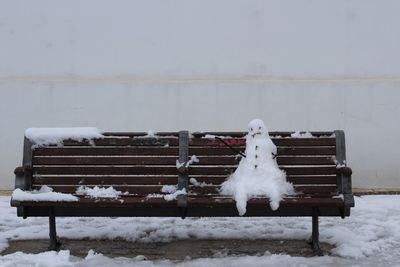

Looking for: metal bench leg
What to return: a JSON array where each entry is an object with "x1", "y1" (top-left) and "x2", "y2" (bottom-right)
[
  {"x1": 49, "y1": 208, "x2": 61, "y2": 250},
  {"x1": 309, "y1": 208, "x2": 323, "y2": 256}
]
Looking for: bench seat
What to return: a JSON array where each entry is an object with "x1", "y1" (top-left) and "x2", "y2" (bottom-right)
[{"x1": 11, "y1": 196, "x2": 346, "y2": 217}]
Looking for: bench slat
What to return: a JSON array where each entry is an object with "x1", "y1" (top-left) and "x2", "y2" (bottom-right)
[
  {"x1": 33, "y1": 156, "x2": 335, "y2": 166},
  {"x1": 191, "y1": 131, "x2": 334, "y2": 138},
  {"x1": 33, "y1": 156, "x2": 180, "y2": 166},
  {"x1": 190, "y1": 138, "x2": 336, "y2": 147},
  {"x1": 11, "y1": 195, "x2": 343, "y2": 208},
  {"x1": 57, "y1": 137, "x2": 335, "y2": 147},
  {"x1": 32, "y1": 175, "x2": 337, "y2": 186},
  {"x1": 33, "y1": 146, "x2": 336, "y2": 156},
  {"x1": 33, "y1": 176, "x2": 180, "y2": 185},
  {"x1": 31, "y1": 185, "x2": 338, "y2": 195},
  {"x1": 189, "y1": 166, "x2": 336, "y2": 176},
  {"x1": 34, "y1": 147, "x2": 179, "y2": 156},
  {"x1": 186, "y1": 196, "x2": 343, "y2": 207},
  {"x1": 32, "y1": 166, "x2": 337, "y2": 176},
  {"x1": 62, "y1": 138, "x2": 177, "y2": 147},
  {"x1": 102, "y1": 132, "x2": 180, "y2": 137},
  {"x1": 190, "y1": 147, "x2": 336, "y2": 156}
]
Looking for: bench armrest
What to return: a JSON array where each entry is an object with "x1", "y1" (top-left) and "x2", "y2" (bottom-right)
[
  {"x1": 340, "y1": 172, "x2": 355, "y2": 208},
  {"x1": 336, "y1": 166, "x2": 352, "y2": 176},
  {"x1": 14, "y1": 166, "x2": 32, "y2": 191},
  {"x1": 14, "y1": 166, "x2": 26, "y2": 176}
]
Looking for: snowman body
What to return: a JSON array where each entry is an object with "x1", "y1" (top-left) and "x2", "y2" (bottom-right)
[{"x1": 221, "y1": 119, "x2": 294, "y2": 216}]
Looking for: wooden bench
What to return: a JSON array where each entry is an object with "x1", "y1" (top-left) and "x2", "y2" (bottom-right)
[{"x1": 11, "y1": 130, "x2": 354, "y2": 255}]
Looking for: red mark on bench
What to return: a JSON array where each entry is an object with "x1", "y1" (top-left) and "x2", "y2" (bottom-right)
[{"x1": 206, "y1": 139, "x2": 246, "y2": 147}]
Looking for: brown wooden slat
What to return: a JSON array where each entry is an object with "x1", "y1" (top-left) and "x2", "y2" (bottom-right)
[
  {"x1": 188, "y1": 185, "x2": 338, "y2": 195},
  {"x1": 10, "y1": 195, "x2": 343, "y2": 208},
  {"x1": 11, "y1": 197, "x2": 179, "y2": 208},
  {"x1": 31, "y1": 185, "x2": 175, "y2": 194},
  {"x1": 52, "y1": 136, "x2": 335, "y2": 147},
  {"x1": 33, "y1": 176, "x2": 179, "y2": 186},
  {"x1": 277, "y1": 147, "x2": 335, "y2": 156},
  {"x1": 283, "y1": 166, "x2": 337, "y2": 175},
  {"x1": 62, "y1": 138, "x2": 178, "y2": 147},
  {"x1": 195, "y1": 147, "x2": 337, "y2": 156},
  {"x1": 32, "y1": 175, "x2": 337, "y2": 186},
  {"x1": 33, "y1": 166, "x2": 179, "y2": 175},
  {"x1": 294, "y1": 185, "x2": 337, "y2": 194},
  {"x1": 33, "y1": 156, "x2": 179, "y2": 166},
  {"x1": 287, "y1": 176, "x2": 337, "y2": 184},
  {"x1": 102, "y1": 132, "x2": 179, "y2": 137},
  {"x1": 31, "y1": 185, "x2": 337, "y2": 195},
  {"x1": 275, "y1": 138, "x2": 335, "y2": 146},
  {"x1": 191, "y1": 131, "x2": 334, "y2": 138},
  {"x1": 32, "y1": 155, "x2": 335, "y2": 166},
  {"x1": 188, "y1": 175, "x2": 337, "y2": 185},
  {"x1": 33, "y1": 146, "x2": 335, "y2": 157},
  {"x1": 186, "y1": 196, "x2": 343, "y2": 207},
  {"x1": 190, "y1": 138, "x2": 335, "y2": 147},
  {"x1": 192, "y1": 186, "x2": 337, "y2": 195},
  {"x1": 189, "y1": 147, "x2": 336, "y2": 156},
  {"x1": 34, "y1": 147, "x2": 179, "y2": 156},
  {"x1": 278, "y1": 156, "x2": 335, "y2": 165},
  {"x1": 31, "y1": 185, "x2": 177, "y2": 194},
  {"x1": 189, "y1": 166, "x2": 336, "y2": 176},
  {"x1": 32, "y1": 166, "x2": 337, "y2": 176}
]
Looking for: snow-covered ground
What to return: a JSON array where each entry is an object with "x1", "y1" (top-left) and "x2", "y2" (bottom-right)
[{"x1": 1, "y1": 195, "x2": 400, "y2": 266}]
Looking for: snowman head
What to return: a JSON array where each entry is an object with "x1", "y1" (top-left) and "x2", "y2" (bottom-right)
[{"x1": 248, "y1": 119, "x2": 269, "y2": 138}]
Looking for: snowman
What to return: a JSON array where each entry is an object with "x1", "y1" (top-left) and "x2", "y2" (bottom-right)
[{"x1": 220, "y1": 119, "x2": 294, "y2": 216}]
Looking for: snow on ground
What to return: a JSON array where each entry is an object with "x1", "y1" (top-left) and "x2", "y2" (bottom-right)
[{"x1": 1, "y1": 195, "x2": 400, "y2": 266}]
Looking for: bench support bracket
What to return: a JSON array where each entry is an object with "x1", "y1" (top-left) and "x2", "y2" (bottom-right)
[
  {"x1": 49, "y1": 208, "x2": 61, "y2": 250},
  {"x1": 177, "y1": 131, "x2": 189, "y2": 219},
  {"x1": 335, "y1": 130, "x2": 355, "y2": 210},
  {"x1": 308, "y1": 208, "x2": 323, "y2": 256}
]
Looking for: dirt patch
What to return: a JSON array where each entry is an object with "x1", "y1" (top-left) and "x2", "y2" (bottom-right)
[{"x1": 2, "y1": 239, "x2": 334, "y2": 260}]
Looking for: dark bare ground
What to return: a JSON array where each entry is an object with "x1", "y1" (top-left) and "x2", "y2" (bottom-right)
[{"x1": 2, "y1": 239, "x2": 334, "y2": 260}]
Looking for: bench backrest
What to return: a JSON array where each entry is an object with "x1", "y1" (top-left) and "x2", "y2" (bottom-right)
[{"x1": 23, "y1": 131, "x2": 341, "y2": 198}]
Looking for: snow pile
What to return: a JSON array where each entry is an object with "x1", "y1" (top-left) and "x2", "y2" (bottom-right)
[
  {"x1": 185, "y1": 155, "x2": 199, "y2": 167},
  {"x1": 76, "y1": 186, "x2": 128, "y2": 199},
  {"x1": 291, "y1": 131, "x2": 313, "y2": 138},
  {"x1": 164, "y1": 188, "x2": 187, "y2": 201},
  {"x1": 25, "y1": 127, "x2": 103, "y2": 146},
  {"x1": 161, "y1": 185, "x2": 178, "y2": 194},
  {"x1": 176, "y1": 155, "x2": 200, "y2": 169},
  {"x1": 176, "y1": 161, "x2": 184, "y2": 169},
  {"x1": 135, "y1": 130, "x2": 158, "y2": 139},
  {"x1": 334, "y1": 159, "x2": 347, "y2": 169},
  {"x1": 221, "y1": 119, "x2": 294, "y2": 215},
  {"x1": 146, "y1": 130, "x2": 157, "y2": 137},
  {"x1": 11, "y1": 185, "x2": 79, "y2": 202},
  {"x1": 146, "y1": 194, "x2": 165, "y2": 199},
  {"x1": 159, "y1": 185, "x2": 187, "y2": 201}
]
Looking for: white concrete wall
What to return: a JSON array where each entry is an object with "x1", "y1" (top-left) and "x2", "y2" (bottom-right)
[{"x1": 1, "y1": 0, "x2": 399, "y2": 189}]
